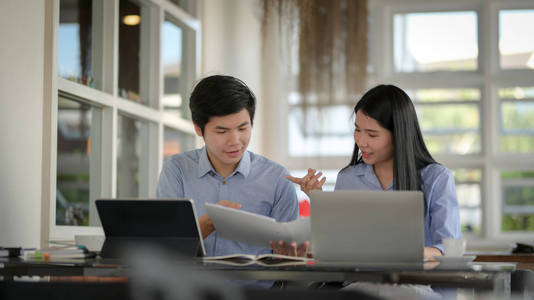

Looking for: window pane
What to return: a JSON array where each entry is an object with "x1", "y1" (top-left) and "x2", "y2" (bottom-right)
[
  {"x1": 452, "y1": 169, "x2": 482, "y2": 234},
  {"x1": 502, "y1": 171, "x2": 534, "y2": 232},
  {"x1": 57, "y1": 97, "x2": 98, "y2": 226},
  {"x1": 117, "y1": 114, "x2": 143, "y2": 197},
  {"x1": 499, "y1": 87, "x2": 534, "y2": 153},
  {"x1": 499, "y1": 10, "x2": 534, "y2": 70},
  {"x1": 394, "y1": 11, "x2": 478, "y2": 72},
  {"x1": 162, "y1": 18, "x2": 187, "y2": 118},
  {"x1": 407, "y1": 88, "x2": 481, "y2": 154},
  {"x1": 499, "y1": 87, "x2": 534, "y2": 99},
  {"x1": 416, "y1": 105, "x2": 480, "y2": 154},
  {"x1": 288, "y1": 105, "x2": 354, "y2": 157},
  {"x1": 410, "y1": 89, "x2": 480, "y2": 103},
  {"x1": 163, "y1": 127, "x2": 196, "y2": 159},
  {"x1": 59, "y1": 0, "x2": 95, "y2": 88},
  {"x1": 118, "y1": 0, "x2": 149, "y2": 105}
]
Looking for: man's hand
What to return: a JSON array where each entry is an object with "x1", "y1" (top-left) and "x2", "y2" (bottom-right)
[
  {"x1": 198, "y1": 200, "x2": 241, "y2": 239},
  {"x1": 270, "y1": 240, "x2": 310, "y2": 257}
]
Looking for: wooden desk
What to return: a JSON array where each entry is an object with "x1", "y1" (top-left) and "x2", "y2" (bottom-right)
[{"x1": 474, "y1": 253, "x2": 534, "y2": 271}]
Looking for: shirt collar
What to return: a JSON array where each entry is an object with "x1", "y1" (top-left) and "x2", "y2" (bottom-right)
[
  {"x1": 354, "y1": 163, "x2": 370, "y2": 176},
  {"x1": 197, "y1": 147, "x2": 251, "y2": 178},
  {"x1": 359, "y1": 162, "x2": 393, "y2": 190},
  {"x1": 233, "y1": 150, "x2": 251, "y2": 178},
  {"x1": 198, "y1": 147, "x2": 214, "y2": 178}
]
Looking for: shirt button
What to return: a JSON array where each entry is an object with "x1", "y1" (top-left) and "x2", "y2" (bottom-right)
[{"x1": 222, "y1": 181, "x2": 226, "y2": 185}]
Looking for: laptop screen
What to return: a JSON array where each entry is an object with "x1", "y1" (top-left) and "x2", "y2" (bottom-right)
[{"x1": 96, "y1": 199, "x2": 205, "y2": 257}]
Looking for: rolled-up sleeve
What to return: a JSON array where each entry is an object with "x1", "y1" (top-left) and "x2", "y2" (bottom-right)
[
  {"x1": 428, "y1": 169, "x2": 462, "y2": 252},
  {"x1": 271, "y1": 170, "x2": 299, "y2": 222}
]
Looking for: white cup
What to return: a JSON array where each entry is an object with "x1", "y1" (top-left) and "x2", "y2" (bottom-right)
[
  {"x1": 75, "y1": 235, "x2": 105, "y2": 252},
  {"x1": 442, "y1": 238, "x2": 466, "y2": 257}
]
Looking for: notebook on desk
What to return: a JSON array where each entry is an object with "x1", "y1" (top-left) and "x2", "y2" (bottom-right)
[
  {"x1": 96, "y1": 198, "x2": 206, "y2": 259},
  {"x1": 309, "y1": 190, "x2": 424, "y2": 263}
]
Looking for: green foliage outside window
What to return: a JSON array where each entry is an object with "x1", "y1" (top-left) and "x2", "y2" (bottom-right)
[
  {"x1": 503, "y1": 186, "x2": 534, "y2": 206},
  {"x1": 501, "y1": 171, "x2": 534, "y2": 179},
  {"x1": 502, "y1": 215, "x2": 534, "y2": 231},
  {"x1": 501, "y1": 171, "x2": 534, "y2": 232},
  {"x1": 423, "y1": 134, "x2": 480, "y2": 154},
  {"x1": 502, "y1": 103, "x2": 534, "y2": 130},
  {"x1": 418, "y1": 104, "x2": 479, "y2": 130},
  {"x1": 413, "y1": 89, "x2": 480, "y2": 102},
  {"x1": 499, "y1": 87, "x2": 534, "y2": 153},
  {"x1": 452, "y1": 169, "x2": 482, "y2": 182},
  {"x1": 56, "y1": 174, "x2": 90, "y2": 226}
]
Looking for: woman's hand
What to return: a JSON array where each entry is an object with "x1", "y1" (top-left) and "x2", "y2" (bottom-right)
[
  {"x1": 270, "y1": 240, "x2": 310, "y2": 257},
  {"x1": 286, "y1": 168, "x2": 326, "y2": 196},
  {"x1": 424, "y1": 246, "x2": 442, "y2": 261}
]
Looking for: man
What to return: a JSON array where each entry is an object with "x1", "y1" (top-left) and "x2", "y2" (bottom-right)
[{"x1": 157, "y1": 75, "x2": 299, "y2": 257}]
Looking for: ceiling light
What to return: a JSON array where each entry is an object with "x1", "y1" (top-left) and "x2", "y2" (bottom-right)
[{"x1": 123, "y1": 15, "x2": 140, "y2": 26}]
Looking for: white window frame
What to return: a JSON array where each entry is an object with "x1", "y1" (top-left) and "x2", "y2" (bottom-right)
[
  {"x1": 276, "y1": 0, "x2": 534, "y2": 247},
  {"x1": 44, "y1": 0, "x2": 201, "y2": 240},
  {"x1": 374, "y1": 0, "x2": 534, "y2": 246}
]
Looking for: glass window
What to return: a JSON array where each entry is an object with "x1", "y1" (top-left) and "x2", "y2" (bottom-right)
[
  {"x1": 118, "y1": 0, "x2": 149, "y2": 105},
  {"x1": 498, "y1": 87, "x2": 534, "y2": 153},
  {"x1": 56, "y1": 96, "x2": 99, "y2": 226},
  {"x1": 58, "y1": 0, "x2": 95, "y2": 88},
  {"x1": 502, "y1": 171, "x2": 534, "y2": 232},
  {"x1": 452, "y1": 169, "x2": 482, "y2": 234},
  {"x1": 163, "y1": 126, "x2": 196, "y2": 159},
  {"x1": 393, "y1": 11, "x2": 478, "y2": 72},
  {"x1": 162, "y1": 18, "x2": 188, "y2": 118},
  {"x1": 499, "y1": 10, "x2": 534, "y2": 70},
  {"x1": 288, "y1": 105, "x2": 354, "y2": 157},
  {"x1": 407, "y1": 89, "x2": 481, "y2": 154},
  {"x1": 117, "y1": 114, "x2": 144, "y2": 197}
]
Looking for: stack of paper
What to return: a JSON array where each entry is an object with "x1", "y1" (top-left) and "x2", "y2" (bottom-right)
[
  {"x1": 202, "y1": 253, "x2": 312, "y2": 267},
  {"x1": 25, "y1": 248, "x2": 96, "y2": 259}
]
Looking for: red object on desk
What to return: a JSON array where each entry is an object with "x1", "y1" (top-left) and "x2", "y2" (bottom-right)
[{"x1": 299, "y1": 200, "x2": 310, "y2": 217}]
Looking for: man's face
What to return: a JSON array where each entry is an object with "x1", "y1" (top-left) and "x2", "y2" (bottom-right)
[{"x1": 195, "y1": 108, "x2": 252, "y2": 174}]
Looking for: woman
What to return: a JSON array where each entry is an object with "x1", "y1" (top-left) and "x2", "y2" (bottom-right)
[{"x1": 275, "y1": 84, "x2": 462, "y2": 260}]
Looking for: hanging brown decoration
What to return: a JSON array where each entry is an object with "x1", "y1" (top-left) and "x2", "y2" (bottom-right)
[{"x1": 262, "y1": 0, "x2": 368, "y2": 104}]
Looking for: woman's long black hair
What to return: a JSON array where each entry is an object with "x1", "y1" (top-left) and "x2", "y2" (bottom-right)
[{"x1": 346, "y1": 84, "x2": 436, "y2": 191}]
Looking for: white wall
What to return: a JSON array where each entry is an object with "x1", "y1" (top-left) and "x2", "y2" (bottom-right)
[
  {"x1": 200, "y1": 0, "x2": 264, "y2": 154},
  {"x1": 0, "y1": 0, "x2": 46, "y2": 248}
]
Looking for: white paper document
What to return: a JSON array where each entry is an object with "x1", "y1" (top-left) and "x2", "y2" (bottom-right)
[{"x1": 205, "y1": 203, "x2": 311, "y2": 248}]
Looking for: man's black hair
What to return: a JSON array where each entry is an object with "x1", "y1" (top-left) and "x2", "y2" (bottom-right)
[{"x1": 189, "y1": 75, "x2": 256, "y2": 133}]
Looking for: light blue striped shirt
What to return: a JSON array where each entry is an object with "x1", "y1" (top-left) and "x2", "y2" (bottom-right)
[
  {"x1": 157, "y1": 147, "x2": 299, "y2": 257},
  {"x1": 335, "y1": 163, "x2": 462, "y2": 252}
]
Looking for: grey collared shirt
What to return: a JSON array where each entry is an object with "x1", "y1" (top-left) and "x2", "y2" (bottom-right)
[
  {"x1": 157, "y1": 147, "x2": 299, "y2": 257},
  {"x1": 335, "y1": 162, "x2": 462, "y2": 252}
]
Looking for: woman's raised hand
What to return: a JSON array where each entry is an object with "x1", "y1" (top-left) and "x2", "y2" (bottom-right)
[{"x1": 285, "y1": 168, "x2": 326, "y2": 196}]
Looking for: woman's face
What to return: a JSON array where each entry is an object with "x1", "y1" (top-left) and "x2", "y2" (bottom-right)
[{"x1": 354, "y1": 110, "x2": 394, "y2": 166}]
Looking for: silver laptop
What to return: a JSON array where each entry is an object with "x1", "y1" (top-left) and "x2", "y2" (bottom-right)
[{"x1": 309, "y1": 190, "x2": 424, "y2": 263}]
